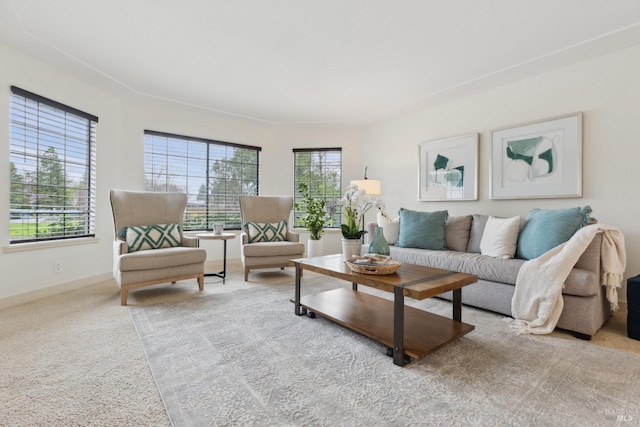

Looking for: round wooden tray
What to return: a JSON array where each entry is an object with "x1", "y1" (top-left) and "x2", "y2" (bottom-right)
[{"x1": 345, "y1": 258, "x2": 402, "y2": 275}]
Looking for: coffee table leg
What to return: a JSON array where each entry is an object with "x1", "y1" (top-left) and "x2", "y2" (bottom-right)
[
  {"x1": 294, "y1": 262, "x2": 306, "y2": 316},
  {"x1": 393, "y1": 287, "x2": 407, "y2": 366},
  {"x1": 453, "y1": 288, "x2": 461, "y2": 322},
  {"x1": 352, "y1": 282, "x2": 358, "y2": 291}
]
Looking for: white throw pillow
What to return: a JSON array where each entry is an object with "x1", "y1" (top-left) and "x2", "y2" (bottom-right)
[
  {"x1": 479, "y1": 216, "x2": 521, "y2": 259},
  {"x1": 376, "y1": 209, "x2": 399, "y2": 245}
]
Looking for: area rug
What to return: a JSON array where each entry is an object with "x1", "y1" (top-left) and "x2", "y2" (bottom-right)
[{"x1": 129, "y1": 275, "x2": 640, "y2": 426}]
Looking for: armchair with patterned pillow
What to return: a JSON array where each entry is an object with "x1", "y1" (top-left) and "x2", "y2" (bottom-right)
[
  {"x1": 109, "y1": 189, "x2": 207, "y2": 305},
  {"x1": 239, "y1": 196, "x2": 305, "y2": 281}
]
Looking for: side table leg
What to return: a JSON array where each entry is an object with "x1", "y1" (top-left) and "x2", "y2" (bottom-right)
[
  {"x1": 393, "y1": 287, "x2": 407, "y2": 366},
  {"x1": 222, "y1": 239, "x2": 227, "y2": 284}
]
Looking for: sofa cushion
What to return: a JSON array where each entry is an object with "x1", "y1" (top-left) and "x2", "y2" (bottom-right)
[
  {"x1": 123, "y1": 223, "x2": 182, "y2": 252},
  {"x1": 377, "y1": 208, "x2": 399, "y2": 244},
  {"x1": 445, "y1": 215, "x2": 472, "y2": 252},
  {"x1": 397, "y1": 208, "x2": 448, "y2": 250},
  {"x1": 517, "y1": 206, "x2": 592, "y2": 260},
  {"x1": 242, "y1": 241, "x2": 305, "y2": 257},
  {"x1": 391, "y1": 246, "x2": 524, "y2": 284},
  {"x1": 389, "y1": 246, "x2": 599, "y2": 297},
  {"x1": 119, "y1": 246, "x2": 206, "y2": 271},
  {"x1": 480, "y1": 216, "x2": 521, "y2": 259},
  {"x1": 245, "y1": 221, "x2": 288, "y2": 243},
  {"x1": 466, "y1": 214, "x2": 489, "y2": 253}
]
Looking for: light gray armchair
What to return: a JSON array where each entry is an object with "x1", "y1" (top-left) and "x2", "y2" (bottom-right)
[
  {"x1": 109, "y1": 189, "x2": 207, "y2": 305},
  {"x1": 239, "y1": 196, "x2": 305, "y2": 281}
]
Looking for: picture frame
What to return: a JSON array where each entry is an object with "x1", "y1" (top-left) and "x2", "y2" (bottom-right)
[
  {"x1": 418, "y1": 133, "x2": 478, "y2": 201},
  {"x1": 490, "y1": 113, "x2": 582, "y2": 199}
]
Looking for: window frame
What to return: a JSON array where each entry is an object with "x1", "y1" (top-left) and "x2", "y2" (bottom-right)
[
  {"x1": 144, "y1": 130, "x2": 261, "y2": 231},
  {"x1": 292, "y1": 148, "x2": 342, "y2": 229},
  {"x1": 9, "y1": 86, "x2": 98, "y2": 244}
]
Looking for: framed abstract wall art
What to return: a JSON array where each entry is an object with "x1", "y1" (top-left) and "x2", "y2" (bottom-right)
[
  {"x1": 490, "y1": 113, "x2": 583, "y2": 199},
  {"x1": 418, "y1": 133, "x2": 478, "y2": 201}
]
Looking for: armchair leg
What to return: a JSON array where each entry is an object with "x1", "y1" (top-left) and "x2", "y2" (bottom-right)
[
  {"x1": 120, "y1": 287, "x2": 129, "y2": 306},
  {"x1": 244, "y1": 267, "x2": 249, "y2": 281},
  {"x1": 197, "y1": 273, "x2": 204, "y2": 290}
]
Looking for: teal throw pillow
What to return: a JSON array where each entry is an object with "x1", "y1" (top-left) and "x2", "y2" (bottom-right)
[
  {"x1": 125, "y1": 223, "x2": 182, "y2": 252},
  {"x1": 516, "y1": 206, "x2": 592, "y2": 260},
  {"x1": 245, "y1": 221, "x2": 288, "y2": 243},
  {"x1": 397, "y1": 208, "x2": 448, "y2": 250}
]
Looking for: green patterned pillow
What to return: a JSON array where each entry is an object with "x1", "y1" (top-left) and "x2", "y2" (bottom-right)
[
  {"x1": 123, "y1": 223, "x2": 182, "y2": 252},
  {"x1": 245, "y1": 221, "x2": 288, "y2": 243}
]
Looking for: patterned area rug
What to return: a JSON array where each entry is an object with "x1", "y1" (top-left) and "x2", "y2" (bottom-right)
[{"x1": 129, "y1": 274, "x2": 640, "y2": 426}]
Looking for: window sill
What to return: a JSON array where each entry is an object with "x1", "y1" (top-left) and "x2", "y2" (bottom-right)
[
  {"x1": 3, "y1": 237, "x2": 99, "y2": 253},
  {"x1": 292, "y1": 228, "x2": 342, "y2": 234}
]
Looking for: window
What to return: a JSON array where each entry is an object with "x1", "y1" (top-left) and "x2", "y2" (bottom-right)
[
  {"x1": 144, "y1": 130, "x2": 261, "y2": 230},
  {"x1": 9, "y1": 86, "x2": 98, "y2": 243},
  {"x1": 293, "y1": 148, "x2": 342, "y2": 228}
]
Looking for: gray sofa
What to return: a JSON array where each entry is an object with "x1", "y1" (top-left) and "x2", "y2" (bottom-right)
[{"x1": 367, "y1": 214, "x2": 610, "y2": 339}]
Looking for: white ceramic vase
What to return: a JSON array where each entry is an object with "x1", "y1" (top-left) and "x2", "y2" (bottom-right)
[
  {"x1": 341, "y1": 238, "x2": 362, "y2": 260},
  {"x1": 307, "y1": 239, "x2": 323, "y2": 258}
]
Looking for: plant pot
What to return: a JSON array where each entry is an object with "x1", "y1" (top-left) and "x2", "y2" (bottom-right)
[
  {"x1": 307, "y1": 239, "x2": 323, "y2": 258},
  {"x1": 341, "y1": 238, "x2": 362, "y2": 260}
]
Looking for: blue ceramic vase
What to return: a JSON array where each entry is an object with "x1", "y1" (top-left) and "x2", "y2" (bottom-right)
[{"x1": 368, "y1": 226, "x2": 390, "y2": 256}]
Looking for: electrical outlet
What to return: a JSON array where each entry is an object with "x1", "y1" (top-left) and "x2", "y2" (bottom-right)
[{"x1": 54, "y1": 261, "x2": 62, "y2": 274}]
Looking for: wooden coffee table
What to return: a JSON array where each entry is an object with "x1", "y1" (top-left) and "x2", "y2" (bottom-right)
[{"x1": 293, "y1": 254, "x2": 477, "y2": 366}]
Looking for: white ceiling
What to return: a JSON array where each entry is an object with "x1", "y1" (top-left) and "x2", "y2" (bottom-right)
[{"x1": 2, "y1": 0, "x2": 640, "y2": 125}]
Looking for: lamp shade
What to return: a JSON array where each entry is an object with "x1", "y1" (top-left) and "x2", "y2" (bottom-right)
[{"x1": 351, "y1": 179, "x2": 382, "y2": 196}]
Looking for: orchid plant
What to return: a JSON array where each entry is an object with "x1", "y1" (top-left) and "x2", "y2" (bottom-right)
[{"x1": 339, "y1": 184, "x2": 384, "y2": 239}]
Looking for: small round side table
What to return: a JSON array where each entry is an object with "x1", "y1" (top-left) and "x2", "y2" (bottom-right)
[{"x1": 196, "y1": 232, "x2": 236, "y2": 284}]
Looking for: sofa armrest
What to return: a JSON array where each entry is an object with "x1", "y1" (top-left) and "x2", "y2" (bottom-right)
[
  {"x1": 575, "y1": 232, "x2": 602, "y2": 276},
  {"x1": 287, "y1": 230, "x2": 300, "y2": 242},
  {"x1": 181, "y1": 235, "x2": 198, "y2": 247}
]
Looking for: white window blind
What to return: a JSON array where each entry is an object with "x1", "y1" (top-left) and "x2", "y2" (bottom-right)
[
  {"x1": 293, "y1": 148, "x2": 342, "y2": 228},
  {"x1": 144, "y1": 130, "x2": 261, "y2": 230},
  {"x1": 9, "y1": 86, "x2": 97, "y2": 243}
]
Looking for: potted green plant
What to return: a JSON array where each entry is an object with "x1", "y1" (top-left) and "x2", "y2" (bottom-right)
[{"x1": 294, "y1": 183, "x2": 330, "y2": 257}]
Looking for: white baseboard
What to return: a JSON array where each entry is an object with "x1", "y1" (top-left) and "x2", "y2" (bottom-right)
[{"x1": 0, "y1": 272, "x2": 114, "y2": 310}]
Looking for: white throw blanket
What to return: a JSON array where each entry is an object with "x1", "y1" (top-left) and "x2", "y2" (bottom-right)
[{"x1": 510, "y1": 224, "x2": 626, "y2": 335}]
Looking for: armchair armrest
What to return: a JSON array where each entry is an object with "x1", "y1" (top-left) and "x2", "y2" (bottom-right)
[
  {"x1": 114, "y1": 240, "x2": 128, "y2": 256},
  {"x1": 181, "y1": 235, "x2": 198, "y2": 247},
  {"x1": 241, "y1": 231, "x2": 249, "y2": 245},
  {"x1": 287, "y1": 230, "x2": 299, "y2": 242}
]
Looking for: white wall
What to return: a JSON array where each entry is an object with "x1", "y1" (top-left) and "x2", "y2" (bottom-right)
[
  {"x1": 117, "y1": 97, "x2": 364, "y2": 261},
  {"x1": 0, "y1": 44, "x2": 122, "y2": 306},
  {"x1": 269, "y1": 126, "x2": 364, "y2": 256},
  {"x1": 362, "y1": 44, "x2": 640, "y2": 299},
  {"x1": 3, "y1": 40, "x2": 638, "y2": 307},
  {"x1": 0, "y1": 43, "x2": 364, "y2": 306}
]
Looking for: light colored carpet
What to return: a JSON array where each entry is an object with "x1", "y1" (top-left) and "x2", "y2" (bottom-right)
[
  {"x1": 1, "y1": 260, "x2": 638, "y2": 426},
  {"x1": 0, "y1": 278, "x2": 169, "y2": 426},
  {"x1": 129, "y1": 262, "x2": 640, "y2": 426}
]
